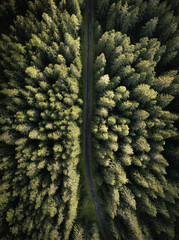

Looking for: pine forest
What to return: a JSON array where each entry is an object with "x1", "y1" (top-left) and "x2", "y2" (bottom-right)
[{"x1": 0, "y1": 0, "x2": 178, "y2": 240}]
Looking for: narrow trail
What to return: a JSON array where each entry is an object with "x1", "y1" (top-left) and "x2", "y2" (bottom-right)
[{"x1": 85, "y1": 0, "x2": 111, "y2": 239}]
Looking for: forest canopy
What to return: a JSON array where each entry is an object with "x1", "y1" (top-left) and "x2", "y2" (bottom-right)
[
  {"x1": 0, "y1": 0, "x2": 179, "y2": 240},
  {"x1": 0, "y1": 0, "x2": 85, "y2": 239},
  {"x1": 93, "y1": 0, "x2": 179, "y2": 239}
]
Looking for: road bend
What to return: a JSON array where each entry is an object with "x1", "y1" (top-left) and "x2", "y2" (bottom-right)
[{"x1": 85, "y1": 0, "x2": 111, "y2": 239}]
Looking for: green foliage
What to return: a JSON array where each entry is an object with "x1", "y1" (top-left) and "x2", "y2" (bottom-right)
[
  {"x1": 0, "y1": 0, "x2": 179, "y2": 239},
  {"x1": 95, "y1": 0, "x2": 179, "y2": 68},
  {"x1": 0, "y1": 0, "x2": 84, "y2": 239},
  {"x1": 93, "y1": 27, "x2": 179, "y2": 240}
]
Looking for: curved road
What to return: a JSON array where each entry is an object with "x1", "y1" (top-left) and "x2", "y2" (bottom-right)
[{"x1": 85, "y1": 0, "x2": 111, "y2": 239}]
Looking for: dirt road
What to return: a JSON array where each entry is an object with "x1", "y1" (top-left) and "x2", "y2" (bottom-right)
[{"x1": 85, "y1": 0, "x2": 111, "y2": 239}]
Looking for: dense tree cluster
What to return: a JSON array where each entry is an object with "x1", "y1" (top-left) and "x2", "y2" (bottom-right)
[
  {"x1": 93, "y1": 0, "x2": 179, "y2": 239},
  {"x1": 96, "y1": 0, "x2": 179, "y2": 69},
  {"x1": 0, "y1": 0, "x2": 86, "y2": 239},
  {"x1": 0, "y1": 0, "x2": 178, "y2": 239},
  {"x1": 0, "y1": 0, "x2": 28, "y2": 34},
  {"x1": 72, "y1": 222, "x2": 100, "y2": 240}
]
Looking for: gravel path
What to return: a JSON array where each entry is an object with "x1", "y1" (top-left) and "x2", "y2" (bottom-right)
[{"x1": 85, "y1": 0, "x2": 111, "y2": 239}]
